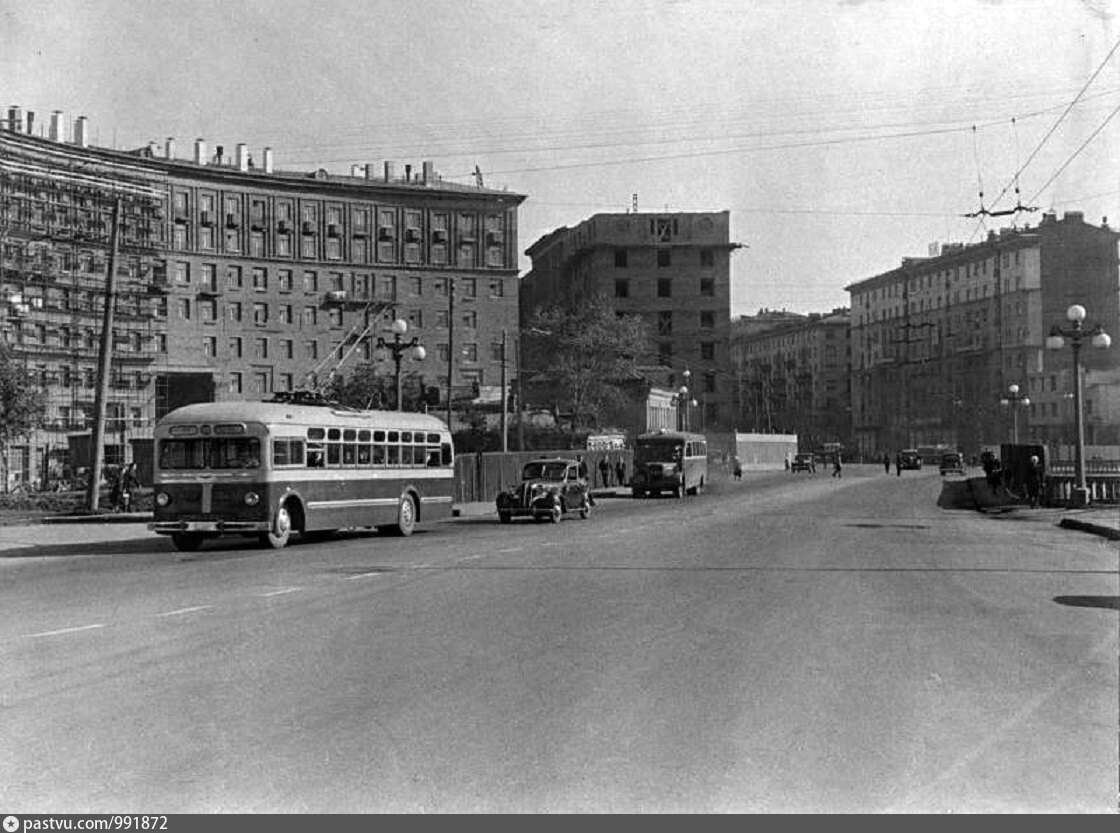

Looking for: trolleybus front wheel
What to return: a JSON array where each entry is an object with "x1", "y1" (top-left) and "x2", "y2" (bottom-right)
[
  {"x1": 380, "y1": 494, "x2": 416, "y2": 537},
  {"x1": 261, "y1": 505, "x2": 292, "y2": 549}
]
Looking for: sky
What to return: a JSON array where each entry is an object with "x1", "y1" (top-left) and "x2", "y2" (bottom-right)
[{"x1": 3, "y1": 0, "x2": 1118, "y2": 317}]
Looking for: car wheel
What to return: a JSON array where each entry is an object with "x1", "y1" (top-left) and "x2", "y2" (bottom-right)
[
  {"x1": 171, "y1": 532, "x2": 204, "y2": 552},
  {"x1": 549, "y1": 504, "x2": 562, "y2": 523},
  {"x1": 579, "y1": 501, "x2": 590, "y2": 519},
  {"x1": 499, "y1": 512, "x2": 511, "y2": 524},
  {"x1": 260, "y1": 504, "x2": 292, "y2": 549}
]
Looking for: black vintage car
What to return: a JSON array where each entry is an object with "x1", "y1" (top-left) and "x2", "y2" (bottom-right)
[{"x1": 496, "y1": 458, "x2": 592, "y2": 524}]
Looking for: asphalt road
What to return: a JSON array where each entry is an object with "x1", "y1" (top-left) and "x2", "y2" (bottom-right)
[{"x1": 1, "y1": 466, "x2": 1116, "y2": 812}]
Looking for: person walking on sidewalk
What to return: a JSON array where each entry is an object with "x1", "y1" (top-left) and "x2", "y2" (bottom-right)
[
  {"x1": 831, "y1": 453, "x2": 843, "y2": 478},
  {"x1": 598, "y1": 457, "x2": 611, "y2": 488},
  {"x1": 615, "y1": 459, "x2": 626, "y2": 488},
  {"x1": 1025, "y1": 455, "x2": 1043, "y2": 508},
  {"x1": 883, "y1": 452, "x2": 891, "y2": 474}
]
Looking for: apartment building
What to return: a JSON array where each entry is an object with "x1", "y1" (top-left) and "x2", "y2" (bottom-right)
[
  {"x1": 730, "y1": 308, "x2": 851, "y2": 447},
  {"x1": 0, "y1": 107, "x2": 524, "y2": 488},
  {"x1": 845, "y1": 211, "x2": 1119, "y2": 458},
  {"x1": 522, "y1": 211, "x2": 741, "y2": 432}
]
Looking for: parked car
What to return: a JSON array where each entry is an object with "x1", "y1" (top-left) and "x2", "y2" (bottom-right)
[
  {"x1": 939, "y1": 451, "x2": 966, "y2": 476},
  {"x1": 790, "y1": 453, "x2": 816, "y2": 474},
  {"x1": 898, "y1": 449, "x2": 923, "y2": 470},
  {"x1": 496, "y1": 458, "x2": 592, "y2": 524}
]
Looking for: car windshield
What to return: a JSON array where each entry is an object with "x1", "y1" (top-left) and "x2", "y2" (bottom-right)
[{"x1": 522, "y1": 461, "x2": 568, "y2": 481}]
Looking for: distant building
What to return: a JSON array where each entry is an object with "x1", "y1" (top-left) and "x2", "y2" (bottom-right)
[
  {"x1": 0, "y1": 108, "x2": 524, "y2": 489},
  {"x1": 522, "y1": 211, "x2": 742, "y2": 433},
  {"x1": 845, "y1": 212, "x2": 1120, "y2": 458},
  {"x1": 730, "y1": 308, "x2": 851, "y2": 447}
]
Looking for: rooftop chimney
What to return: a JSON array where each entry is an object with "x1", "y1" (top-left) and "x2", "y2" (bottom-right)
[
  {"x1": 262, "y1": 147, "x2": 274, "y2": 174},
  {"x1": 73, "y1": 115, "x2": 89, "y2": 147},
  {"x1": 383, "y1": 161, "x2": 396, "y2": 182},
  {"x1": 422, "y1": 160, "x2": 434, "y2": 183},
  {"x1": 193, "y1": 138, "x2": 206, "y2": 165},
  {"x1": 365, "y1": 163, "x2": 376, "y2": 180},
  {"x1": 49, "y1": 110, "x2": 65, "y2": 142},
  {"x1": 404, "y1": 164, "x2": 412, "y2": 183},
  {"x1": 25, "y1": 110, "x2": 35, "y2": 135},
  {"x1": 7, "y1": 106, "x2": 22, "y2": 132},
  {"x1": 236, "y1": 143, "x2": 250, "y2": 171},
  {"x1": 165, "y1": 137, "x2": 176, "y2": 159}
]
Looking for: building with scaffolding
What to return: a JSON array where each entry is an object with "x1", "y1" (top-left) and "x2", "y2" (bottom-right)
[{"x1": 1, "y1": 106, "x2": 524, "y2": 490}]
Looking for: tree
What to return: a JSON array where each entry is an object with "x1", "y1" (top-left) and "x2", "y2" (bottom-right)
[
  {"x1": 526, "y1": 293, "x2": 653, "y2": 431},
  {"x1": 0, "y1": 342, "x2": 47, "y2": 490},
  {"x1": 323, "y1": 362, "x2": 426, "y2": 411}
]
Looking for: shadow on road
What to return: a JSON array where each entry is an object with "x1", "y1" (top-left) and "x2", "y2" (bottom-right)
[{"x1": 1054, "y1": 595, "x2": 1120, "y2": 611}]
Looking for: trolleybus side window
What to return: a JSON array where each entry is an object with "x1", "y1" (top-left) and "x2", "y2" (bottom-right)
[
  {"x1": 387, "y1": 431, "x2": 400, "y2": 465},
  {"x1": 272, "y1": 438, "x2": 305, "y2": 467},
  {"x1": 307, "y1": 427, "x2": 326, "y2": 467},
  {"x1": 373, "y1": 430, "x2": 386, "y2": 464},
  {"x1": 342, "y1": 428, "x2": 357, "y2": 465}
]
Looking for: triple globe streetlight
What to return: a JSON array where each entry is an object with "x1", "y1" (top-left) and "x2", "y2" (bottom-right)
[{"x1": 374, "y1": 318, "x2": 426, "y2": 412}]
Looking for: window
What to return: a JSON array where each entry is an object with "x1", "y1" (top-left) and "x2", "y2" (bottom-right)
[
  {"x1": 228, "y1": 301, "x2": 242, "y2": 322},
  {"x1": 462, "y1": 343, "x2": 478, "y2": 362},
  {"x1": 179, "y1": 298, "x2": 191, "y2": 320},
  {"x1": 379, "y1": 275, "x2": 397, "y2": 299},
  {"x1": 700, "y1": 249, "x2": 714, "y2": 268},
  {"x1": 254, "y1": 337, "x2": 269, "y2": 359},
  {"x1": 703, "y1": 371, "x2": 716, "y2": 393},
  {"x1": 228, "y1": 372, "x2": 242, "y2": 394},
  {"x1": 282, "y1": 339, "x2": 294, "y2": 359},
  {"x1": 700, "y1": 342, "x2": 715, "y2": 360},
  {"x1": 200, "y1": 299, "x2": 217, "y2": 322},
  {"x1": 252, "y1": 267, "x2": 268, "y2": 291},
  {"x1": 250, "y1": 231, "x2": 265, "y2": 258},
  {"x1": 227, "y1": 265, "x2": 242, "y2": 289},
  {"x1": 203, "y1": 336, "x2": 217, "y2": 357},
  {"x1": 229, "y1": 337, "x2": 243, "y2": 358},
  {"x1": 157, "y1": 334, "x2": 168, "y2": 353},
  {"x1": 277, "y1": 234, "x2": 291, "y2": 257},
  {"x1": 326, "y1": 237, "x2": 341, "y2": 260},
  {"x1": 461, "y1": 310, "x2": 477, "y2": 328},
  {"x1": 461, "y1": 278, "x2": 477, "y2": 298},
  {"x1": 615, "y1": 279, "x2": 629, "y2": 299},
  {"x1": 279, "y1": 304, "x2": 293, "y2": 325},
  {"x1": 436, "y1": 343, "x2": 449, "y2": 362},
  {"x1": 303, "y1": 307, "x2": 317, "y2": 327},
  {"x1": 174, "y1": 261, "x2": 190, "y2": 284},
  {"x1": 700, "y1": 277, "x2": 714, "y2": 297},
  {"x1": 303, "y1": 271, "x2": 318, "y2": 293},
  {"x1": 305, "y1": 340, "x2": 319, "y2": 359},
  {"x1": 657, "y1": 250, "x2": 671, "y2": 268},
  {"x1": 253, "y1": 302, "x2": 268, "y2": 325},
  {"x1": 614, "y1": 249, "x2": 628, "y2": 268},
  {"x1": 700, "y1": 310, "x2": 715, "y2": 329},
  {"x1": 490, "y1": 341, "x2": 505, "y2": 362},
  {"x1": 488, "y1": 279, "x2": 504, "y2": 298},
  {"x1": 328, "y1": 308, "x2": 343, "y2": 327},
  {"x1": 279, "y1": 373, "x2": 293, "y2": 392},
  {"x1": 658, "y1": 310, "x2": 672, "y2": 336},
  {"x1": 658, "y1": 278, "x2": 672, "y2": 298},
  {"x1": 200, "y1": 264, "x2": 218, "y2": 292},
  {"x1": 658, "y1": 343, "x2": 673, "y2": 364},
  {"x1": 436, "y1": 309, "x2": 449, "y2": 328},
  {"x1": 328, "y1": 271, "x2": 345, "y2": 292}
]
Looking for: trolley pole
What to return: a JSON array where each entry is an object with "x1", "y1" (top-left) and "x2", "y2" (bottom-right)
[
  {"x1": 500, "y1": 329, "x2": 508, "y2": 452},
  {"x1": 446, "y1": 277, "x2": 454, "y2": 430},
  {"x1": 86, "y1": 197, "x2": 122, "y2": 512}
]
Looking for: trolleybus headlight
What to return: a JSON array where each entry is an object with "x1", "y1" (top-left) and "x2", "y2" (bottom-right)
[
  {"x1": 244, "y1": 491, "x2": 260, "y2": 506},
  {"x1": 155, "y1": 492, "x2": 171, "y2": 507}
]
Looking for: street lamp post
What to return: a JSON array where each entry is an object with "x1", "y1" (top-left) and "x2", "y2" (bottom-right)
[
  {"x1": 999, "y1": 383, "x2": 1030, "y2": 445},
  {"x1": 1045, "y1": 304, "x2": 1111, "y2": 508},
  {"x1": 375, "y1": 318, "x2": 426, "y2": 412}
]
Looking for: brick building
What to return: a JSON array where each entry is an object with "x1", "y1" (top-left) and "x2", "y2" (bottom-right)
[
  {"x1": 522, "y1": 211, "x2": 741, "y2": 433},
  {"x1": 1, "y1": 108, "x2": 524, "y2": 489}
]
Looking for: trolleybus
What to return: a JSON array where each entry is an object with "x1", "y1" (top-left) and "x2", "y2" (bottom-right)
[
  {"x1": 149, "y1": 398, "x2": 454, "y2": 552},
  {"x1": 630, "y1": 429, "x2": 708, "y2": 498}
]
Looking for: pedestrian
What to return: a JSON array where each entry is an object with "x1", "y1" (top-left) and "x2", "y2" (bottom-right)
[
  {"x1": 895, "y1": 452, "x2": 902, "y2": 477},
  {"x1": 576, "y1": 454, "x2": 588, "y2": 480},
  {"x1": 1025, "y1": 455, "x2": 1043, "y2": 508},
  {"x1": 109, "y1": 466, "x2": 123, "y2": 512},
  {"x1": 615, "y1": 458, "x2": 626, "y2": 488},
  {"x1": 883, "y1": 452, "x2": 891, "y2": 474},
  {"x1": 598, "y1": 457, "x2": 611, "y2": 488},
  {"x1": 831, "y1": 453, "x2": 843, "y2": 478},
  {"x1": 732, "y1": 456, "x2": 742, "y2": 480}
]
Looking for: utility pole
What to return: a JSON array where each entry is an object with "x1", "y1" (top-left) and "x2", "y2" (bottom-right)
[
  {"x1": 86, "y1": 197, "x2": 122, "y2": 512},
  {"x1": 500, "y1": 328, "x2": 508, "y2": 452},
  {"x1": 516, "y1": 333, "x2": 525, "y2": 452},
  {"x1": 446, "y1": 277, "x2": 454, "y2": 430}
]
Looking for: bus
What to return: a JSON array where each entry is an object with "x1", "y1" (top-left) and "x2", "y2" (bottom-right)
[
  {"x1": 149, "y1": 398, "x2": 454, "y2": 552},
  {"x1": 630, "y1": 429, "x2": 708, "y2": 498}
]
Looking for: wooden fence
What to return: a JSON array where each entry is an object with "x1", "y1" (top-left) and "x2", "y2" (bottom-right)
[{"x1": 454, "y1": 449, "x2": 634, "y2": 504}]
